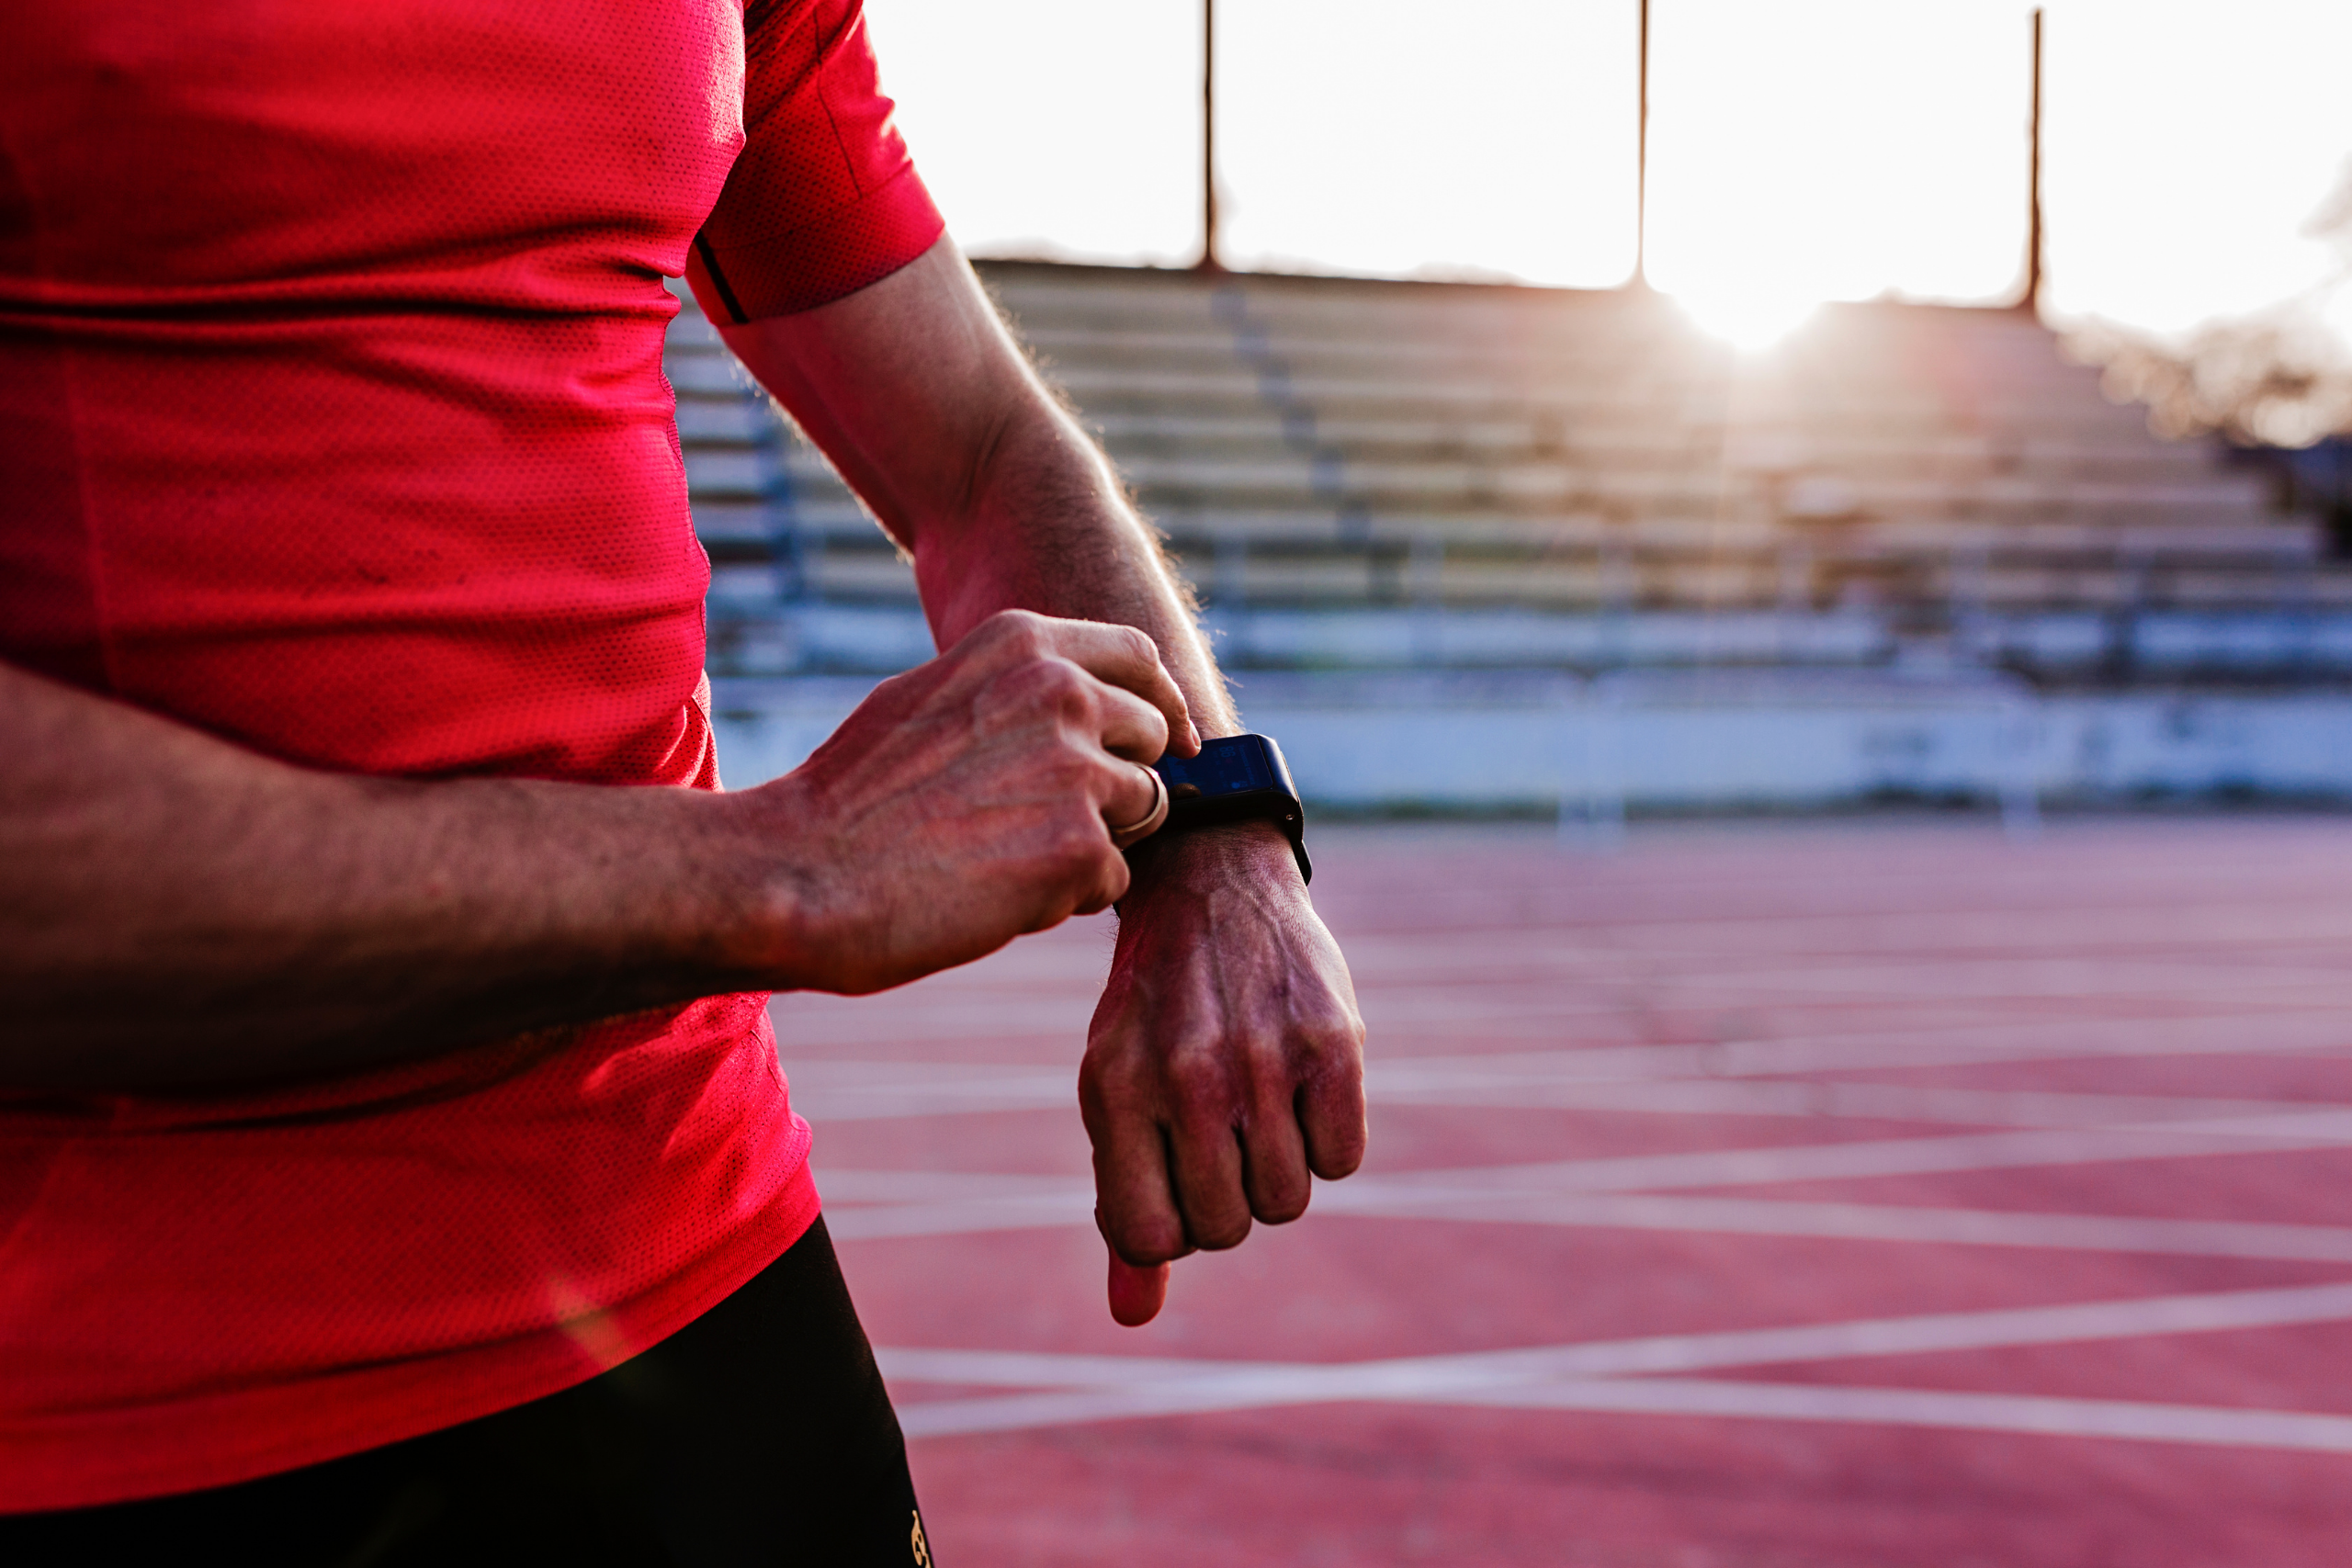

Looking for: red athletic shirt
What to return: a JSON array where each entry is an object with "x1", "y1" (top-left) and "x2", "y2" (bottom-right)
[{"x1": 0, "y1": 0, "x2": 942, "y2": 1511}]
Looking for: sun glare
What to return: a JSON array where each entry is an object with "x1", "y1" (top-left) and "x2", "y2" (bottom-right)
[
  {"x1": 868, "y1": 0, "x2": 2352, "y2": 354},
  {"x1": 1669, "y1": 287, "x2": 1824, "y2": 354}
]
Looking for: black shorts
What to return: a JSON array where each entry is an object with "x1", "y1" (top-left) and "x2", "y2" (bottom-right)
[{"x1": 1, "y1": 1216, "x2": 935, "y2": 1566}]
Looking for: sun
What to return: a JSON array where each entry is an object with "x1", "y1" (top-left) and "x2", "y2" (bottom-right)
[{"x1": 1668, "y1": 283, "x2": 1825, "y2": 354}]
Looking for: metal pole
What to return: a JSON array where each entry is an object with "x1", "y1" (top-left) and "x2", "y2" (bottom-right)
[
  {"x1": 1198, "y1": 0, "x2": 1224, "y2": 273},
  {"x1": 1634, "y1": 0, "x2": 1650, "y2": 288},
  {"x1": 2022, "y1": 6, "x2": 2044, "y2": 314}
]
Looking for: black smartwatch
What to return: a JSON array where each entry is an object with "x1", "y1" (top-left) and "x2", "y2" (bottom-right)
[{"x1": 1146, "y1": 732, "x2": 1311, "y2": 886}]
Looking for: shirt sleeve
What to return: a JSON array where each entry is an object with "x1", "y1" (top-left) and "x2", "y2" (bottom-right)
[{"x1": 686, "y1": 0, "x2": 946, "y2": 323}]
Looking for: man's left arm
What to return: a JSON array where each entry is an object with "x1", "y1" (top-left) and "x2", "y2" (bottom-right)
[{"x1": 718, "y1": 237, "x2": 1367, "y2": 1325}]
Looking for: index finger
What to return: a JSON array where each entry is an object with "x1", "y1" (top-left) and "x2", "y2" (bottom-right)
[{"x1": 1043, "y1": 620, "x2": 1200, "y2": 759}]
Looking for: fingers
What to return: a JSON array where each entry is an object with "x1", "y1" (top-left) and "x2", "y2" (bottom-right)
[
  {"x1": 1295, "y1": 1032, "x2": 1370, "y2": 1182},
  {"x1": 1058, "y1": 841, "x2": 1128, "y2": 926},
  {"x1": 967, "y1": 610, "x2": 1198, "y2": 758},
  {"x1": 1240, "y1": 1094, "x2": 1313, "y2": 1224},
  {"x1": 1089, "y1": 680, "x2": 1171, "y2": 766},
  {"x1": 1084, "y1": 1010, "x2": 1360, "y2": 1325},
  {"x1": 1178, "y1": 1045, "x2": 1326, "y2": 1234},
  {"x1": 1094, "y1": 1047, "x2": 1295, "y2": 1254},
  {"x1": 1084, "y1": 1078, "x2": 1191, "y2": 1268},
  {"x1": 1050, "y1": 619, "x2": 1197, "y2": 759},
  {"x1": 1102, "y1": 762, "x2": 1168, "y2": 850},
  {"x1": 1098, "y1": 1217, "x2": 1172, "y2": 1327},
  {"x1": 1167, "y1": 1110, "x2": 1252, "y2": 1251}
]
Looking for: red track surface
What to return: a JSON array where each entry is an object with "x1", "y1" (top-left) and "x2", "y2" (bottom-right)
[{"x1": 775, "y1": 819, "x2": 2352, "y2": 1566}]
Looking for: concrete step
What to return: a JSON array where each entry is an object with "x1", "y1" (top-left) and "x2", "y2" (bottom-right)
[
  {"x1": 1081, "y1": 412, "x2": 2218, "y2": 478},
  {"x1": 666, "y1": 263, "x2": 2324, "y2": 626}
]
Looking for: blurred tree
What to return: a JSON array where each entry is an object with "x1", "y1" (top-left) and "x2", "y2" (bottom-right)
[{"x1": 2072, "y1": 158, "x2": 2352, "y2": 451}]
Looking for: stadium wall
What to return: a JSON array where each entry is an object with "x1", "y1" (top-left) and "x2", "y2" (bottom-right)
[{"x1": 713, "y1": 675, "x2": 2352, "y2": 817}]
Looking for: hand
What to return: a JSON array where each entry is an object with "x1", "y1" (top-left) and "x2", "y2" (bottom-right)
[
  {"x1": 737, "y1": 609, "x2": 1197, "y2": 994},
  {"x1": 1080, "y1": 821, "x2": 1368, "y2": 1325}
]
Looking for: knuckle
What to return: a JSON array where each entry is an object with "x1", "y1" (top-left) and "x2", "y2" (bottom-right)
[
  {"x1": 1042, "y1": 732, "x2": 1094, "y2": 778},
  {"x1": 1189, "y1": 1210, "x2": 1251, "y2": 1252},
  {"x1": 989, "y1": 662, "x2": 1090, "y2": 730},
  {"x1": 1297, "y1": 1016, "x2": 1367, "y2": 1066},
  {"x1": 1025, "y1": 657, "x2": 1091, "y2": 708},
  {"x1": 1080, "y1": 1042, "x2": 1151, "y2": 1106},
  {"x1": 1309, "y1": 1113, "x2": 1369, "y2": 1179},
  {"x1": 1113, "y1": 1214, "x2": 1187, "y2": 1266},
  {"x1": 1046, "y1": 817, "x2": 1108, "y2": 869},
  {"x1": 1162, "y1": 1043, "x2": 1233, "y2": 1111},
  {"x1": 1255, "y1": 1182, "x2": 1311, "y2": 1226},
  {"x1": 1306, "y1": 1056, "x2": 1370, "y2": 1114},
  {"x1": 1116, "y1": 623, "x2": 1158, "y2": 664},
  {"x1": 1052, "y1": 826, "x2": 1118, "y2": 886},
  {"x1": 985, "y1": 606, "x2": 1046, "y2": 637},
  {"x1": 979, "y1": 607, "x2": 1051, "y2": 658},
  {"x1": 1238, "y1": 1028, "x2": 1309, "y2": 1095}
]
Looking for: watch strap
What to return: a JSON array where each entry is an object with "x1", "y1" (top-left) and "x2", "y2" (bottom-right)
[{"x1": 1148, "y1": 732, "x2": 1311, "y2": 886}]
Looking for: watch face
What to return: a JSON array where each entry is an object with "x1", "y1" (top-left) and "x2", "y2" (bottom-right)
[
  {"x1": 1144, "y1": 732, "x2": 1310, "y2": 884},
  {"x1": 1156, "y1": 734, "x2": 1274, "y2": 800}
]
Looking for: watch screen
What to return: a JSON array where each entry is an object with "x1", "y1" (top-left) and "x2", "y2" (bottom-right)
[{"x1": 1156, "y1": 734, "x2": 1272, "y2": 797}]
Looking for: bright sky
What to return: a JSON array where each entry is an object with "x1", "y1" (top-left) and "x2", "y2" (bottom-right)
[{"x1": 864, "y1": 0, "x2": 2352, "y2": 351}]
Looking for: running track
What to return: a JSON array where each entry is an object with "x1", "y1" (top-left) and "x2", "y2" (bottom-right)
[{"x1": 777, "y1": 819, "x2": 2352, "y2": 1566}]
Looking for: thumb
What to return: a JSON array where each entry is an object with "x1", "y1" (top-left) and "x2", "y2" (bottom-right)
[{"x1": 1106, "y1": 1242, "x2": 1170, "y2": 1327}]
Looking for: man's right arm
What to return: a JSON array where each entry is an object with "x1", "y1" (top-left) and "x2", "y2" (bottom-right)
[{"x1": 0, "y1": 612, "x2": 1186, "y2": 1089}]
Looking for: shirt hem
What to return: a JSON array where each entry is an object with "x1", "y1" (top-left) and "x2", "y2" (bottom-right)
[{"x1": 0, "y1": 1164, "x2": 822, "y2": 1515}]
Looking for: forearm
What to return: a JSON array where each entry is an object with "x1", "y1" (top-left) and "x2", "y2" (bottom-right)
[
  {"x1": 919, "y1": 428, "x2": 1308, "y2": 883},
  {"x1": 916, "y1": 410, "x2": 1237, "y2": 737},
  {"x1": 716, "y1": 239, "x2": 1360, "y2": 1324},
  {"x1": 0, "y1": 664, "x2": 779, "y2": 1088},
  {"x1": 717, "y1": 240, "x2": 1236, "y2": 738}
]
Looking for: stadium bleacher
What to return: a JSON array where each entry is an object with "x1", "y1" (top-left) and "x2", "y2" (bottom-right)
[{"x1": 669, "y1": 263, "x2": 2347, "y2": 682}]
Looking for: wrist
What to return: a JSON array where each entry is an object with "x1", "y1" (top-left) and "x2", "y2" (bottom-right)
[
  {"x1": 1120, "y1": 818, "x2": 1303, "y2": 905},
  {"x1": 675, "y1": 778, "x2": 826, "y2": 991},
  {"x1": 1140, "y1": 731, "x2": 1311, "y2": 886}
]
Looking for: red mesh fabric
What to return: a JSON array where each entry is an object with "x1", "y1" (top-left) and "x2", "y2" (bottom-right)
[
  {"x1": 0, "y1": 999, "x2": 821, "y2": 1513},
  {"x1": 0, "y1": 0, "x2": 936, "y2": 1510}
]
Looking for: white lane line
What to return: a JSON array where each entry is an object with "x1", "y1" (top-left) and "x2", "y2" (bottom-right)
[
  {"x1": 1319, "y1": 898, "x2": 2352, "y2": 953},
  {"x1": 771, "y1": 1002, "x2": 2352, "y2": 1057},
  {"x1": 1446, "y1": 1378, "x2": 2352, "y2": 1454},
  {"x1": 891, "y1": 1280, "x2": 2352, "y2": 1390},
  {"x1": 823, "y1": 1197, "x2": 1090, "y2": 1241},
  {"x1": 899, "y1": 1378, "x2": 2352, "y2": 1456},
  {"x1": 786, "y1": 1059, "x2": 2352, "y2": 1130},
  {"x1": 823, "y1": 1164, "x2": 2352, "y2": 1262},
  {"x1": 777, "y1": 1011, "x2": 2352, "y2": 1122},
  {"x1": 1324, "y1": 1191, "x2": 2352, "y2": 1264},
  {"x1": 894, "y1": 1375, "x2": 1388, "y2": 1438},
  {"x1": 1371, "y1": 1010, "x2": 2352, "y2": 1081},
  {"x1": 780, "y1": 1062, "x2": 1073, "y2": 1121},
  {"x1": 815, "y1": 1168, "x2": 1090, "y2": 1242},
  {"x1": 884, "y1": 1279, "x2": 2352, "y2": 1440},
  {"x1": 1324, "y1": 1123, "x2": 2352, "y2": 1206},
  {"x1": 787, "y1": 1061, "x2": 2352, "y2": 1131},
  {"x1": 818, "y1": 1121, "x2": 2352, "y2": 1244},
  {"x1": 1363, "y1": 1077, "x2": 2346, "y2": 1129},
  {"x1": 772, "y1": 999, "x2": 1098, "y2": 1048},
  {"x1": 1587, "y1": 960, "x2": 2352, "y2": 1002},
  {"x1": 817, "y1": 1169, "x2": 1083, "y2": 1203},
  {"x1": 1350, "y1": 1000, "x2": 2352, "y2": 1044},
  {"x1": 882, "y1": 1348, "x2": 1273, "y2": 1388},
  {"x1": 821, "y1": 1121, "x2": 2352, "y2": 1213}
]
